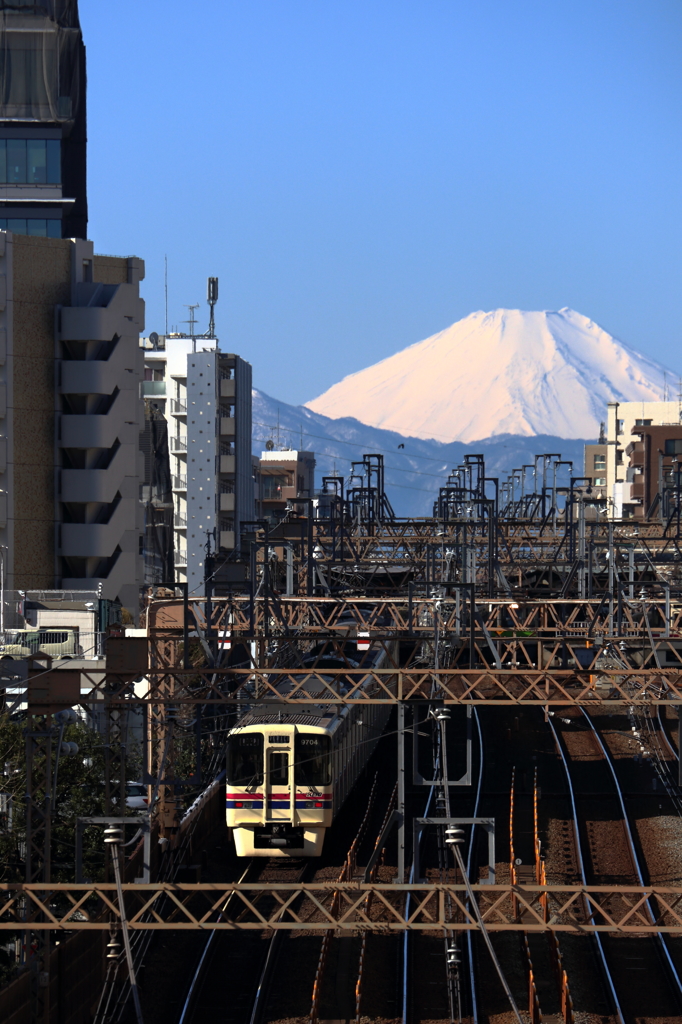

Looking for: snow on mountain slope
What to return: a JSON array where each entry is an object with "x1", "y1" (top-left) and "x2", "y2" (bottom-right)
[
  {"x1": 305, "y1": 308, "x2": 675, "y2": 443},
  {"x1": 252, "y1": 387, "x2": 590, "y2": 517}
]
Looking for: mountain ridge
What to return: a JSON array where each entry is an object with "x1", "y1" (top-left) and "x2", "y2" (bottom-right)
[
  {"x1": 305, "y1": 308, "x2": 675, "y2": 443},
  {"x1": 252, "y1": 387, "x2": 592, "y2": 517}
]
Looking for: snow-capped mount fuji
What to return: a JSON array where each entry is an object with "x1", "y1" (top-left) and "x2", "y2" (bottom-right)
[{"x1": 306, "y1": 308, "x2": 675, "y2": 443}]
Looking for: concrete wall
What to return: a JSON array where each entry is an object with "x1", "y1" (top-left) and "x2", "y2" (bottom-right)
[{"x1": 186, "y1": 349, "x2": 218, "y2": 593}]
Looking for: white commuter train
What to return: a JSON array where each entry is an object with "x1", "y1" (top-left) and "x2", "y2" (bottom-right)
[{"x1": 225, "y1": 637, "x2": 397, "y2": 856}]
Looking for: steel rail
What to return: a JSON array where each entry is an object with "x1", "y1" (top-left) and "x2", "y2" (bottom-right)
[
  {"x1": 401, "y1": 758, "x2": 437, "y2": 1024},
  {"x1": 249, "y1": 861, "x2": 313, "y2": 1024},
  {"x1": 632, "y1": 708, "x2": 682, "y2": 817},
  {"x1": 177, "y1": 860, "x2": 256, "y2": 1024},
  {"x1": 309, "y1": 773, "x2": 381, "y2": 1024},
  {"x1": 546, "y1": 714, "x2": 624, "y2": 1023},
  {"x1": 655, "y1": 705, "x2": 680, "y2": 762},
  {"x1": 580, "y1": 709, "x2": 682, "y2": 1010}
]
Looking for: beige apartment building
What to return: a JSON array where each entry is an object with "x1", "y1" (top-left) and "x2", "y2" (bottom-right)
[
  {"x1": 0, "y1": 230, "x2": 145, "y2": 616},
  {"x1": 606, "y1": 400, "x2": 682, "y2": 518}
]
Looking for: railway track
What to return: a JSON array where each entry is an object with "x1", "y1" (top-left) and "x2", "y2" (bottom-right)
[
  {"x1": 174, "y1": 856, "x2": 311, "y2": 1024},
  {"x1": 551, "y1": 707, "x2": 682, "y2": 1023}
]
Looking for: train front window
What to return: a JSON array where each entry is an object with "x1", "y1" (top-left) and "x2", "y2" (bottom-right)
[
  {"x1": 226, "y1": 733, "x2": 264, "y2": 785},
  {"x1": 295, "y1": 735, "x2": 332, "y2": 786},
  {"x1": 268, "y1": 751, "x2": 289, "y2": 785}
]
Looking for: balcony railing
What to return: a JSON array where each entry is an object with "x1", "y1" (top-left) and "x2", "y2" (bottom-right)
[
  {"x1": 170, "y1": 435, "x2": 187, "y2": 452},
  {"x1": 142, "y1": 381, "x2": 166, "y2": 397},
  {"x1": 0, "y1": 630, "x2": 105, "y2": 660},
  {"x1": 174, "y1": 512, "x2": 187, "y2": 528},
  {"x1": 170, "y1": 399, "x2": 187, "y2": 415},
  {"x1": 174, "y1": 549, "x2": 187, "y2": 566},
  {"x1": 172, "y1": 475, "x2": 187, "y2": 491}
]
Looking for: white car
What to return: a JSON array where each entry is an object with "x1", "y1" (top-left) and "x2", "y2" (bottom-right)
[{"x1": 125, "y1": 782, "x2": 149, "y2": 810}]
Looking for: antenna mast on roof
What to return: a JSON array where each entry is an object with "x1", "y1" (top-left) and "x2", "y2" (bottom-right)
[
  {"x1": 206, "y1": 277, "x2": 218, "y2": 340},
  {"x1": 182, "y1": 303, "x2": 200, "y2": 352}
]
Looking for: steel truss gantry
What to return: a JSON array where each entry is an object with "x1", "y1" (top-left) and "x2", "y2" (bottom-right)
[{"x1": 4, "y1": 882, "x2": 682, "y2": 935}]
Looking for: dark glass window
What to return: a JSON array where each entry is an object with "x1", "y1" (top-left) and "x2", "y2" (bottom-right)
[
  {"x1": 0, "y1": 139, "x2": 60, "y2": 184},
  {"x1": 7, "y1": 140, "x2": 26, "y2": 183},
  {"x1": 262, "y1": 474, "x2": 289, "y2": 500},
  {"x1": 268, "y1": 751, "x2": 289, "y2": 784},
  {"x1": 0, "y1": 218, "x2": 61, "y2": 237},
  {"x1": 295, "y1": 735, "x2": 331, "y2": 786},
  {"x1": 226, "y1": 732, "x2": 263, "y2": 785},
  {"x1": 27, "y1": 138, "x2": 46, "y2": 183},
  {"x1": 46, "y1": 140, "x2": 60, "y2": 183}
]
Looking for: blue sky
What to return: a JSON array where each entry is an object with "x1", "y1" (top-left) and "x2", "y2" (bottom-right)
[{"x1": 82, "y1": 1, "x2": 682, "y2": 406}]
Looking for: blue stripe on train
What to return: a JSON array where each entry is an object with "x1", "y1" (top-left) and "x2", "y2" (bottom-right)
[{"x1": 225, "y1": 799, "x2": 331, "y2": 808}]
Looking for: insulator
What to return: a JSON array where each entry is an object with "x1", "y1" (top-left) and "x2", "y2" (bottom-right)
[
  {"x1": 106, "y1": 940, "x2": 121, "y2": 959},
  {"x1": 104, "y1": 827, "x2": 122, "y2": 845},
  {"x1": 445, "y1": 827, "x2": 465, "y2": 845}
]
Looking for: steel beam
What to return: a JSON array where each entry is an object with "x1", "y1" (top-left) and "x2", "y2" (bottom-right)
[{"x1": 4, "y1": 882, "x2": 682, "y2": 934}]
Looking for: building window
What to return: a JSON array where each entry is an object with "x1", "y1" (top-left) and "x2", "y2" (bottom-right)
[
  {"x1": 635, "y1": 419, "x2": 652, "y2": 427},
  {"x1": 594, "y1": 477, "x2": 606, "y2": 486},
  {"x1": 262, "y1": 474, "x2": 289, "y2": 500},
  {"x1": 664, "y1": 439, "x2": 682, "y2": 456},
  {"x1": 0, "y1": 218, "x2": 60, "y2": 237},
  {"x1": 616, "y1": 450, "x2": 623, "y2": 464},
  {"x1": 593, "y1": 454, "x2": 606, "y2": 470},
  {"x1": 0, "y1": 138, "x2": 60, "y2": 184}
]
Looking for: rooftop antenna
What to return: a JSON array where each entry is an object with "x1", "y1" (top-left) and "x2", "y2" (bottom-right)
[
  {"x1": 164, "y1": 255, "x2": 168, "y2": 336},
  {"x1": 206, "y1": 277, "x2": 218, "y2": 340},
  {"x1": 182, "y1": 303, "x2": 200, "y2": 352}
]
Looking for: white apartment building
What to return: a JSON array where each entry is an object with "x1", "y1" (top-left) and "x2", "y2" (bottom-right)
[
  {"x1": 606, "y1": 400, "x2": 682, "y2": 518},
  {"x1": 142, "y1": 335, "x2": 253, "y2": 590}
]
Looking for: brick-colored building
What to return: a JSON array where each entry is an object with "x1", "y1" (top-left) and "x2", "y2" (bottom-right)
[
  {"x1": 624, "y1": 423, "x2": 682, "y2": 519},
  {"x1": 0, "y1": 231, "x2": 145, "y2": 615}
]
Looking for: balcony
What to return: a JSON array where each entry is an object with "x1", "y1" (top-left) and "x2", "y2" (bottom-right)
[
  {"x1": 220, "y1": 378, "x2": 235, "y2": 399},
  {"x1": 174, "y1": 512, "x2": 187, "y2": 528},
  {"x1": 172, "y1": 475, "x2": 187, "y2": 491},
  {"x1": 220, "y1": 417, "x2": 235, "y2": 437},
  {"x1": 170, "y1": 398, "x2": 187, "y2": 416},
  {"x1": 170, "y1": 434, "x2": 187, "y2": 453},
  {"x1": 174, "y1": 548, "x2": 187, "y2": 566},
  {"x1": 220, "y1": 492, "x2": 235, "y2": 512},
  {"x1": 220, "y1": 455, "x2": 235, "y2": 474},
  {"x1": 142, "y1": 381, "x2": 166, "y2": 397}
]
